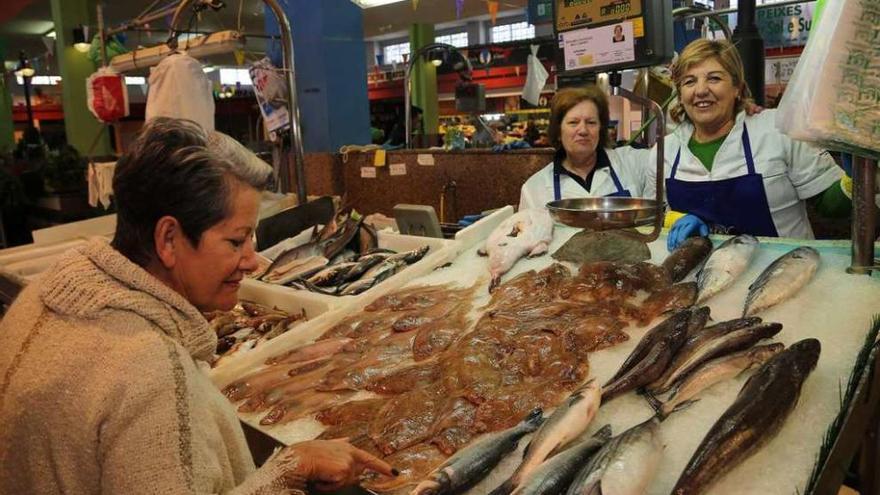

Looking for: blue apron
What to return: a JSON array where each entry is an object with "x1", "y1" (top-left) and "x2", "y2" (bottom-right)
[
  {"x1": 667, "y1": 123, "x2": 779, "y2": 237},
  {"x1": 553, "y1": 163, "x2": 632, "y2": 200}
]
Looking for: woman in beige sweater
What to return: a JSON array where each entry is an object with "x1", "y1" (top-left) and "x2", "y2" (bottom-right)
[{"x1": 0, "y1": 118, "x2": 394, "y2": 494}]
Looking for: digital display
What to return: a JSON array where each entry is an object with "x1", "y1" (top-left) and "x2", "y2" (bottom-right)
[{"x1": 555, "y1": 0, "x2": 643, "y2": 32}]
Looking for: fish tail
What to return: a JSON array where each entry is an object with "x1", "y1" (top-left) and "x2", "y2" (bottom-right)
[
  {"x1": 488, "y1": 479, "x2": 515, "y2": 495},
  {"x1": 642, "y1": 390, "x2": 665, "y2": 418},
  {"x1": 489, "y1": 276, "x2": 501, "y2": 293},
  {"x1": 592, "y1": 424, "x2": 613, "y2": 440}
]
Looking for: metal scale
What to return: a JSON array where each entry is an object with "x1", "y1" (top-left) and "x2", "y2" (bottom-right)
[{"x1": 545, "y1": 0, "x2": 674, "y2": 242}]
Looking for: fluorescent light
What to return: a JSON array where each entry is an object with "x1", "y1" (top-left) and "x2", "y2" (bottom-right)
[
  {"x1": 203, "y1": 65, "x2": 216, "y2": 73},
  {"x1": 125, "y1": 76, "x2": 146, "y2": 85},
  {"x1": 219, "y1": 68, "x2": 252, "y2": 86},
  {"x1": 351, "y1": 0, "x2": 407, "y2": 7},
  {"x1": 16, "y1": 75, "x2": 61, "y2": 85},
  {"x1": 45, "y1": 30, "x2": 56, "y2": 39}
]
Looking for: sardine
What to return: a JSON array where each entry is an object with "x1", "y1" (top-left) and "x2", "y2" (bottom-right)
[
  {"x1": 649, "y1": 322, "x2": 783, "y2": 394},
  {"x1": 608, "y1": 309, "x2": 693, "y2": 383},
  {"x1": 602, "y1": 317, "x2": 689, "y2": 401},
  {"x1": 696, "y1": 234, "x2": 759, "y2": 304},
  {"x1": 648, "y1": 343, "x2": 785, "y2": 419},
  {"x1": 386, "y1": 245, "x2": 431, "y2": 265},
  {"x1": 671, "y1": 339, "x2": 820, "y2": 495},
  {"x1": 339, "y1": 256, "x2": 385, "y2": 283},
  {"x1": 338, "y1": 266, "x2": 399, "y2": 296},
  {"x1": 484, "y1": 209, "x2": 554, "y2": 292},
  {"x1": 663, "y1": 236, "x2": 713, "y2": 283},
  {"x1": 306, "y1": 261, "x2": 359, "y2": 287},
  {"x1": 409, "y1": 408, "x2": 545, "y2": 495},
  {"x1": 743, "y1": 246, "x2": 820, "y2": 317},
  {"x1": 492, "y1": 380, "x2": 602, "y2": 494},
  {"x1": 262, "y1": 255, "x2": 329, "y2": 285},
  {"x1": 566, "y1": 416, "x2": 663, "y2": 495},
  {"x1": 509, "y1": 426, "x2": 612, "y2": 495}
]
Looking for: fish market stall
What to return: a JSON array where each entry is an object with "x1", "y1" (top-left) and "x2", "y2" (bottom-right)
[{"x1": 211, "y1": 215, "x2": 880, "y2": 495}]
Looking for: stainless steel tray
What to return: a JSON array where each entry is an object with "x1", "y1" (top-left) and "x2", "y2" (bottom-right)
[{"x1": 546, "y1": 197, "x2": 664, "y2": 230}]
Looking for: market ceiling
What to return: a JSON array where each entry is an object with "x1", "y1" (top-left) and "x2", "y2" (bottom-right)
[{"x1": 0, "y1": 0, "x2": 526, "y2": 68}]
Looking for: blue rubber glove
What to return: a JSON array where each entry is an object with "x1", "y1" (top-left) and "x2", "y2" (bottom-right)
[
  {"x1": 840, "y1": 153, "x2": 853, "y2": 177},
  {"x1": 667, "y1": 214, "x2": 709, "y2": 251}
]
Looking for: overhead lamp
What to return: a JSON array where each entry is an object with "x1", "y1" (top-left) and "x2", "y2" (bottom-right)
[
  {"x1": 351, "y1": 0, "x2": 407, "y2": 7},
  {"x1": 202, "y1": 65, "x2": 216, "y2": 73},
  {"x1": 15, "y1": 52, "x2": 35, "y2": 78},
  {"x1": 73, "y1": 25, "x2": 91, "y2": 53},
  {"x1": 427, "y1": 49, "x2": 445, "y2": 67}
]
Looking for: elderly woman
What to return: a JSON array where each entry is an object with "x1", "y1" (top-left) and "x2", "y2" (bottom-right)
[
  {"x1": 645, "y1": 39, "x2": 850, "y2": 249},
  {"x1": 519, "y1": 85, "x2": 649, "y2": 211},
  {"x1": 0, "y1": 118, "x2": 394, "y2": 494}
]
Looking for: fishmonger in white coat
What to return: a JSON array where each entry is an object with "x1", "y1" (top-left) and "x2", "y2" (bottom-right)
[{"x1": 519, "y1": 86, "x2": 650, "y2": 211}]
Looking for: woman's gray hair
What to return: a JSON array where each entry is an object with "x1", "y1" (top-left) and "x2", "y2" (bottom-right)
[{"x1": 111, "y1": 118, "x2": 269, "y2": 267}]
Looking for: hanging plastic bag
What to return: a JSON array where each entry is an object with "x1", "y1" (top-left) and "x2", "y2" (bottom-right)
[
  {"x1": 776, "y1": 0, "x2": 880, "y2": 156},
  {"x1": 522, "y1": 44, "x2": 548, "y2": 106},
  {"x1": 146, "y1": 52, "x2": 215, "y2": 131},
  {"x1": 86, "y1": 67, "x2": 129, "y2": 123},
  {"x1": 250, "y1": 57, "x2": 290, "y2": 141}
]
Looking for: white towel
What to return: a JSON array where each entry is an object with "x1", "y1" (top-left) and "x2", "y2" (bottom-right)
[
  {"x1": 522, "y1": 44, "x2": 549, "y2": 106},
  {"x1": 88, "y1": 162, "x2": 117, "y2": 209}
]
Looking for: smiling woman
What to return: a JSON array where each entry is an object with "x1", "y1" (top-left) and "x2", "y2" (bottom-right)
[
  {"x1": 644, "y1": 39, "x2": 847, "y2": 250},
  {"x1": 0, "y1": 118, "x2": 396, "y2": 494}
]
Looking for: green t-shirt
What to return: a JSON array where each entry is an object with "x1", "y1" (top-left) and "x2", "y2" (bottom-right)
[{"x1": 688, "y1": 134, "x2": 728, "y2": 172}]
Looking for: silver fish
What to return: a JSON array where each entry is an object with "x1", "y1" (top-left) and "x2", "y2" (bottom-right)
[
  {"x1": 386, "y1": 245, "x2": 431, "y2": 264},
  {"x1": 337, "y1": 266, "x2": 399, "y2": 296},
  {"x1": 671, "y1": 339, "x2": 820, "y2": 495},
  {"x1": 743, "y1": 246, "x2": 820, "y2": 317},
  {"x1": 566, "y1": 416, "x2": 664, "y2": 495},
  {"x1": 306, "y1": 262, "x2": 359, "y2": 287},
  {"x1": 647, "y1": 343, "x2": 785, "y2": 419},
  {"x1": 492, "y1": 380, "x2": 602, "y2": 494},
  {"x1": 262, "y1": 255, "x2": 329, "y2": 285},
  {"x1": 339, "y1": 256, "x2": 386, "y2": 283},
  {"x1": 649, "y1": 322, "x2": 783, "y2": 394},
  {"x1": 696, "y1": 234, "x2": 759, "y2": 304},
  {"x1": 509, "y1": 426, "x2": 612, "y2": 495},
  {"x1": 484, "y1": 209, "x2": 554, "y2": 292},
  {"x1": 410, "y1": 409, "x2": 544, "y2": 495}
]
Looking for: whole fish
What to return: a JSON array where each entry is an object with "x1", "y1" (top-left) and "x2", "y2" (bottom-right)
[
  {"x1": 409, "y1": 409, "x2": 545, "y2": 495},
  {"x1": 339, "y1": 256, "x2": 386, "y2": 283},
  {"x1": 743, "y1": 246, "x2": 820, "y2": 317},
  {"x1": 696, "y1": 234, "x2": 759, "y2": 304},
  {"x1": 609, "y1": 309, "x2": 693, "y2": 383},
  {"x1": 264, "y1": 336, "x2": 353, "y2": 366},
  {"x1": 663, "y1": 236, "x2": 713, "y2": 283},
  {"x1": 566, "y1": 416, "x2": 663, "y2": 495},
  {"x1": 602, "y1": 317, "x2": 689, "y2": 402},
  {"x1": 649, "y1": 322, "x2": 783, "y2": 394},
  {"x1": 307, "y1": 261, "x2": 359, "y2": 287},
  {"x1": 671, "y1": 339, "x2": 820, "y2": 495},
  {"x1": 491, "y1": 380, "x2": 602, "y2": 495},
  {"x1": 262, "y1": 255, "x2": 329, "y2": 285},
  {"x1": 647, "y1": 343, "x2": 785, "y2": 419},
  {"x1": 509, "y1": 426, "x2": 612, "y2": 495},
  {"x1": 685, "y1": 306, "x2": 712, "y2": 340},
  {"x1": 338, "y1": 266, "x2": 399, "y2": 296},
  {"x1": 386, "y1": 245, "x2": 431, "y2": 265},
  {"x1": 483, "y1": 209, "x2": 554, "y2": 292}
]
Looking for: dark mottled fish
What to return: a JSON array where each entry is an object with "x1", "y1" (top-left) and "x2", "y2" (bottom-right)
[
  {"x1": 566, "y1": 416, "x2": 663, "y2": 495},
  {"x1": 409, "y1": 409, "x2": 544, "y2": 495},
  {"x1": 649, "y1": 322, "x2": 783, "y2": 394},
  {"x1": 509, "y1": 425, "x2": 612, "y2": 495},
  {"x1": 602, "y1": 316, "x2": 689, "y2": 402},
  {"x1": 671, "y1": 339, "x2": 820, "y2": 495},
  {"x1": 663, "y1": 236, "x2": 714, "y2": 283},
  {"x1": 743, "y1": 246, "x2": 820, "y2": 317},
  {"x1": 552, "y1": 230, "x2": 650, "y2": 265},
  {"x1": 608, "y1": 309, "x2": 693, "y2": 383}
]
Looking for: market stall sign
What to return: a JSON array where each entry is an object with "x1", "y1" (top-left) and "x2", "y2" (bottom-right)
[
  {"x1": 756, "y1": 2, "x2": 815, "y2": 48},
  {"x1": 555, "y1": 0, "x2": 643, "y2": 32},
  {"x1": 528, "y1": 0, "x2": 554, "y2": 24}
]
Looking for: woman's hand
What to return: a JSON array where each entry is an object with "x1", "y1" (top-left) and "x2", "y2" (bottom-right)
[
  {"x1": 668, "y1": 214, "x2": 709, "y2": 251},
  {"x1": 743, "y1": 101, "x2": 764, "y2": 116},
  {"x1": 287, "y1": 439, "x2": 396, "y2": 492}
]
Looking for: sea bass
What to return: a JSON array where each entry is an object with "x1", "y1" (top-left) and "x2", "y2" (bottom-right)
[
  {"x1": 743, "y1": 246, "x2": 820, "y2": 317},
  {"x1": 483, "y1": 209, "x2": 554, "y2": 292},
  {"x1": 663, "y1": 236, "x2": 713, "y2": 283},
  {"x1": 509, "y1": 425, "x2": 612, "y2": 495},
  {"x1": 566, "y1": 416, "x2": 664, "y2": 495},
  {"x1": 696, "y1": 234, "x2": 759, "y2": 304},
  {"x1": 410, "y1": 409, "x2": 544, "y2": 495},
  {"x1": 648, "y1": 343, "x2": 785, "y2": 419},
  {"x1": 491, "y1": 380, "x2": 602, "y2": 495},
  {"x1": 671, "y1": 339, "x2": 820, "y2": 495}
]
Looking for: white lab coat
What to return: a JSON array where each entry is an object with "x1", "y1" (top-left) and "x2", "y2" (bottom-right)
[
  {"x1": 519, "y1": 146, "x2": 652, "y2": 211},
  {"x1": 645, "y1": 110, "x2": 842, "y2": 239}
]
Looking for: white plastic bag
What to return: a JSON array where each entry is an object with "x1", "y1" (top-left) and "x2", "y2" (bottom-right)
[
  {"x1": 522, "y1": 44, "x2": 549, "y2": 106},
  {"x1": 146, "y1": 53, "x2": 215, "y2": 131},
  {"x1": 776, "y1": 0, "x2": 880, "y2": 156}
]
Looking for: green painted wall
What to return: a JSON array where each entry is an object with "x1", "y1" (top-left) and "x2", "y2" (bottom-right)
[
  {"x1": 409, "y1": 23, "x2": 438, "y2": 142},
  {"x1": 0, "y1": 39, "x2": 15, "y2": 152},
  {"x1": 50, "y1": 0, "x2": 111, "y2": 156}
]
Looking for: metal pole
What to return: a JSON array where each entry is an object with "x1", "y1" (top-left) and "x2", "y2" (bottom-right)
[
  {"x1": 731, "y1": 0, "x2": 765, "y2": 105},
  {"x1": 169, "y1": 0, "x2": 308, "y2": 203},
  {"x1": 848, "y1": 156, "x2": 877, "y2": 275},
  {"x1": 96, "y1": 3, "x2": 107, "y2": 67},
  {"x1": 404, "y1": 42, "x2": 472, "y2": 149},
  {"x1": 22, "y1": 77, "x2": 34, "y2": 129}
]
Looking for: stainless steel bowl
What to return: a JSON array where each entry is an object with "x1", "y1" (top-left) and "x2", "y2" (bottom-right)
[{"x1": 546, "y1": 197, "x2": 664, "y2": 230}]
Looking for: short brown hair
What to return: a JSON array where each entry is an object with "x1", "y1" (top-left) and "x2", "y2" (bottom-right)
[
  {"x1": 549, "y1": 86, "x2": 611, "y2": 152},
  {"x1": 669, "y1": 39, "x2": 752, "y2": 124}
]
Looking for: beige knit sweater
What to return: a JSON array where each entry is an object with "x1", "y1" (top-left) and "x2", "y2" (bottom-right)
[{"x1": 0, "y1": 239, "x2": 306, "y2": 494}]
